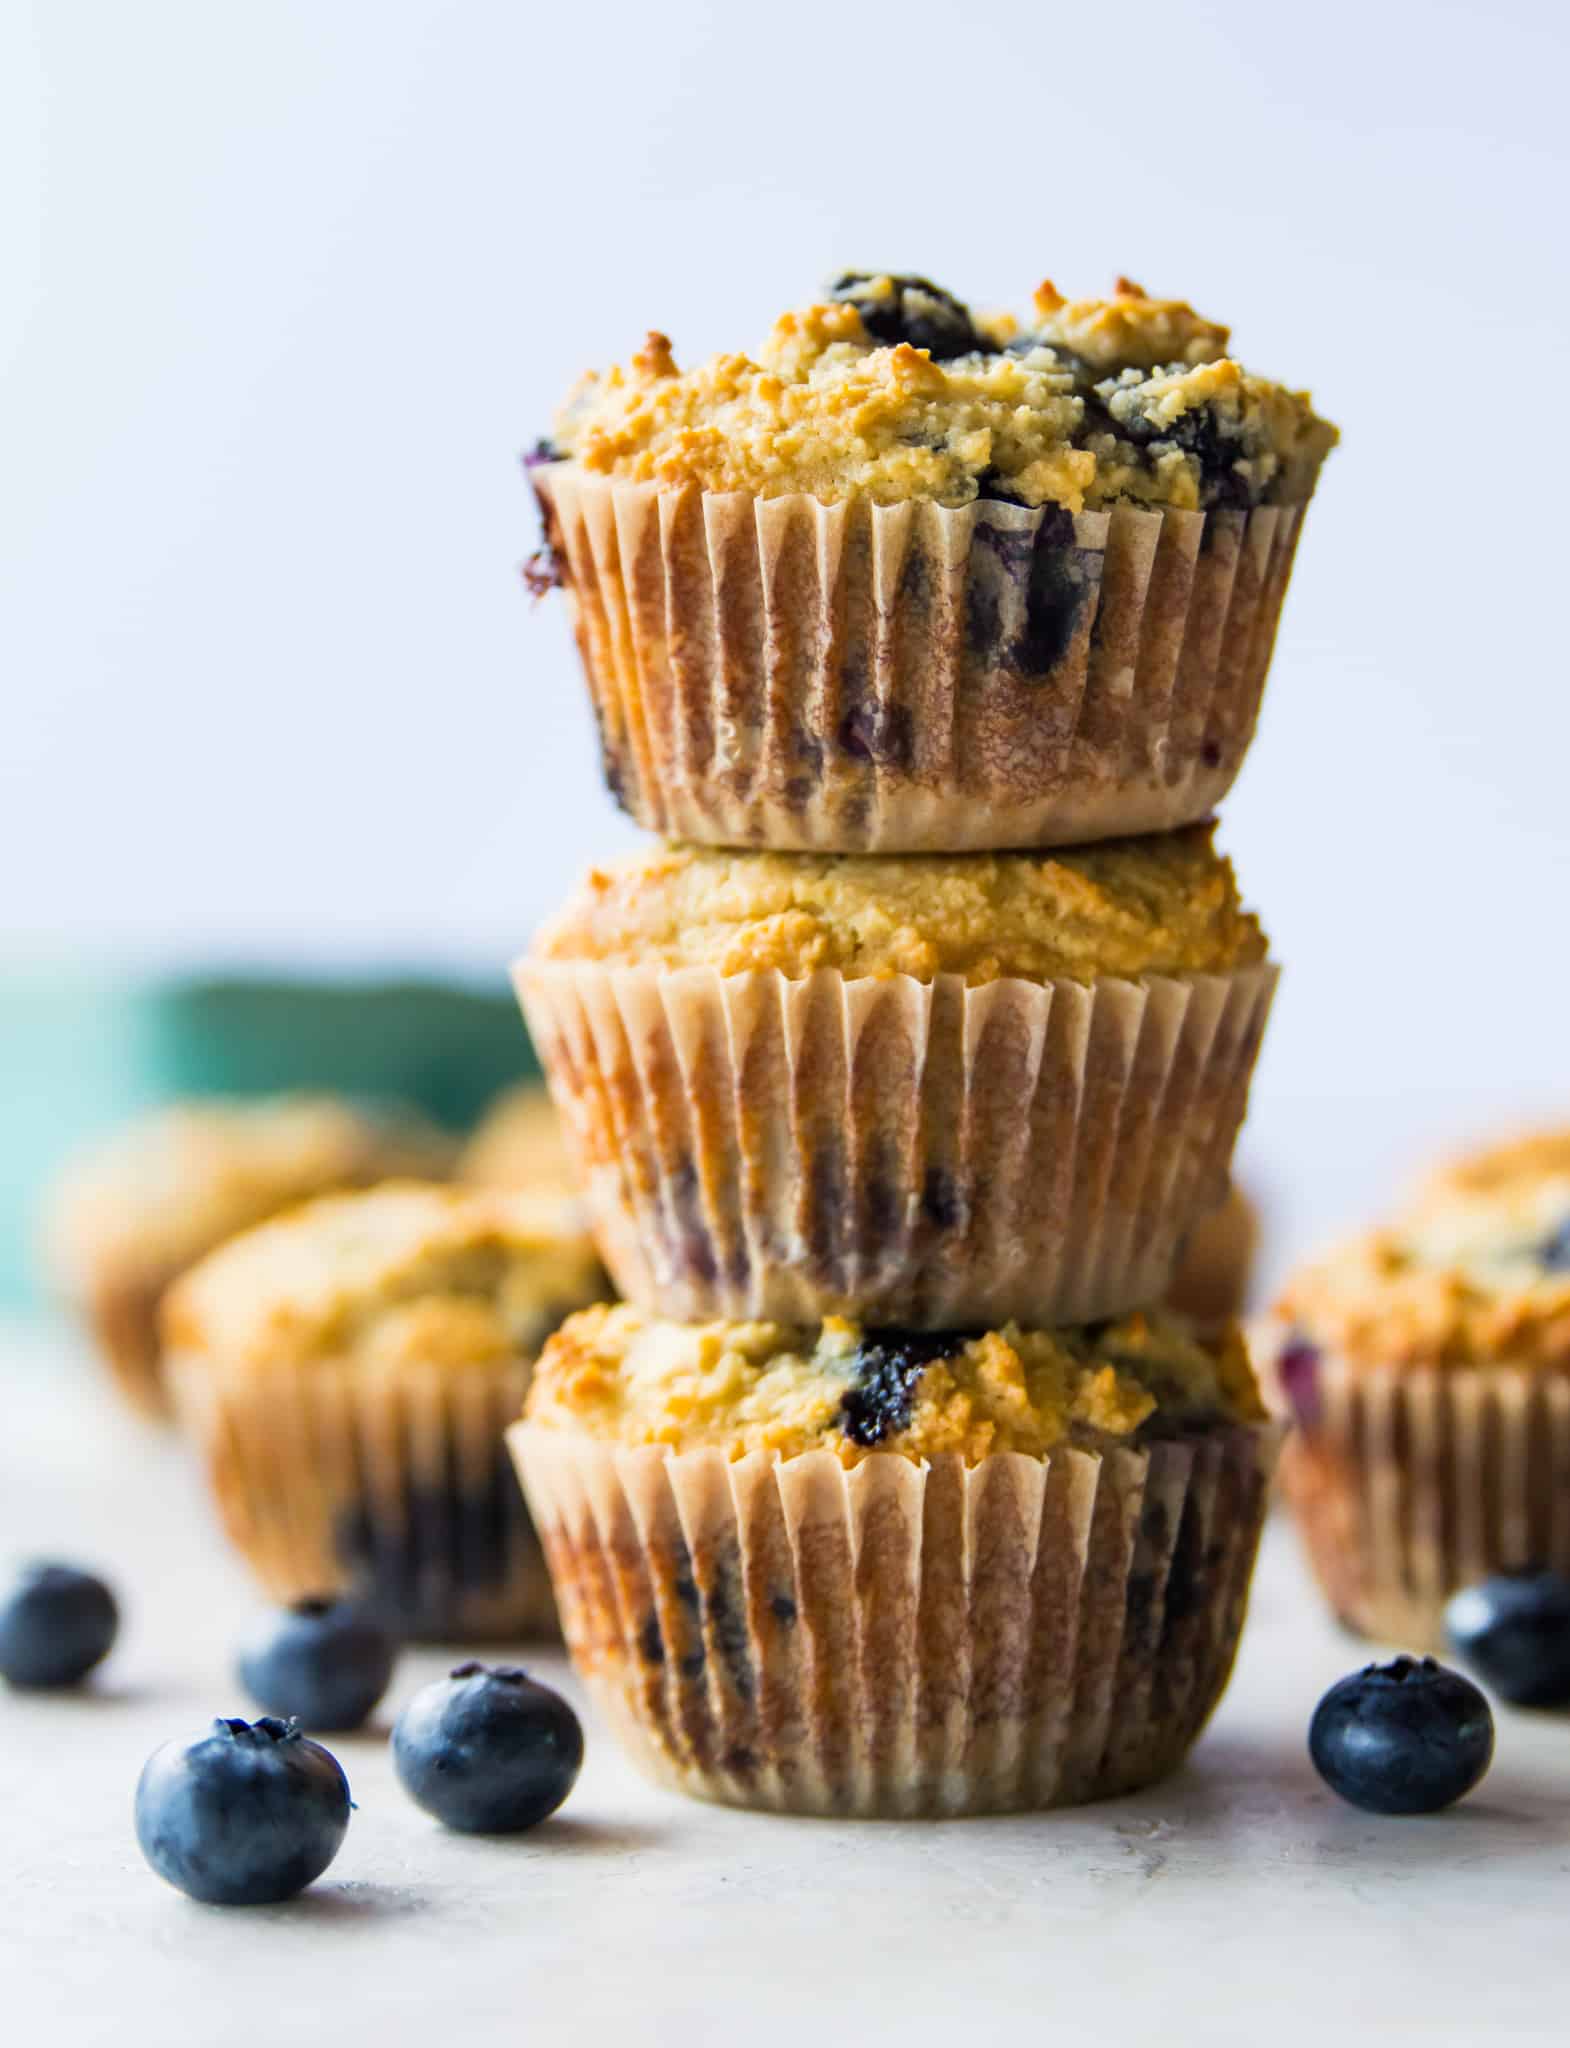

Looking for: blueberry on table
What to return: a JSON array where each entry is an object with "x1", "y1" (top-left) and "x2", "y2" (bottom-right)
[
  {"x1": 135, "y1": 1716, "x2": 351, "y2": 1905},
  {"x1": 1445, "y1": 1569, "x2": 1570, "y2": 1708},
  {"x1": 1309, "y1": 1656, "x2": 1493, "y2": 1814},
  {"x1": 0, "y1": 1561, "x2": 119, "y2": 1688},
  {"x1": 237, "y1": 1596, "x2": 399, "y2": 1731},
  {"x1": 392, "y1": 1663, "x2": 583, "y2": 1834}
]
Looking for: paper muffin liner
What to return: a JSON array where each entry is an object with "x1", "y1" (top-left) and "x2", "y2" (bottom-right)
[
  {"x1": 534, "y1": 465, "x2": 1309, "y2": 853},
  {"x1": 510, "y1": 1419, "x2": 1278, "y2": 1816},
  {"x1": 1273, "y1": 1344, "x2": 1570, "y2": 1647},
  {"x1": 516, "y1": 960, "x2": 1277, "y2": 1328},
  {"x1": 167, "y1": 1355, "x2": 557, "y2": 1642}
]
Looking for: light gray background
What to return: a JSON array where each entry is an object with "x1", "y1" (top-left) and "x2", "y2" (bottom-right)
[{"x1": 3, "y1": 0, "x2": 1567, "y2": 1261}]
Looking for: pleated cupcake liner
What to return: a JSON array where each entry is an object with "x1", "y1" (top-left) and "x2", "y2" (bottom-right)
[
  {"x1": 534, "y1": 463, "x2": 1309, "y2": 853},
  {"x1": 509, "y1": 1420, "x2": 1279, "y2": 1817},
  {"x1": 516, "y1": 959, "x2": 1278, "y2": 1328},
  {"x1": 167, "y1": 1355, "x2": 557, "y2": 1642},
  {"x1": 1274, "y1": 1347, "x2": 1570, "y2": 1647}
]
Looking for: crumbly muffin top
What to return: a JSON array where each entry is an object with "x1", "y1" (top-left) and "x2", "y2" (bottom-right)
[
  {"x1": 524, "y1": 1303, "x2": 1265, "y2": 1466},
  {"x1": 530, "y1": 828, "x2": 1266, "y2": 986},
  {"x1": 1417, "y1": 1126, "x2": 1570, "y2": 1205},
  {"x1": 547, "y1": 273, "x2": 1337, "y2": 515},
  {"x1": 45, "y1": 1096, "x2": 455, "y2": 1288},
  {"x1": 1277, "y1": 1171, "x2": 1570, "y2": 1370},
  {"x1": 457, "y1": 1085, "x2": 578, "y2": 1198},
  {"x1": 162, "y1": 1183, "x2": 606, "y2": 1375}
]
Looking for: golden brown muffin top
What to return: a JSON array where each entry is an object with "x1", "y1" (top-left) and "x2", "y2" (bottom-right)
[
  {"x1": 524, "y1": 1303, "x2": 1265, "y2": 1466},
  {"x1": 547, "y1": 273, "x2": 1337, "y2": 515},
  {"x1": 1417, "y1": 1125, "x2": 1570, "y2": 1204},
  {"x1": 163, "y1": 1182, "x2": 606, "y2": 1376},
  {"x1": 529, "y1": 829, "x2": 1267, "y2": 986},
  {"x1": 456, "y1": 1085, "x2": 578, "y2": 1198},
  {"x1": 1277, "y1": 1165, "x2": 1570, "y2": 1371},
  {"x1": 45, "y1": 1095, "x2": 454, "y2": 1290}
]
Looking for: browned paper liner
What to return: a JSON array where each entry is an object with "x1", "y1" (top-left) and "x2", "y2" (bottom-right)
[
  {"x1": 534, "y1": 465, "x2": 1308, "y2": 853},
  {"x1": 1276, "y1": 1350, "x2": 1570, "y2": 1647},
  {"x1": 168, "y1": 1356, "x2": 557, "y2": 1642},
  {"x1": 516, "y1": 960, "x2": 1278, "y2": 1327},
  {"x1": 510, "y1": 1420, "x2": 1279, "y2": 1816}
]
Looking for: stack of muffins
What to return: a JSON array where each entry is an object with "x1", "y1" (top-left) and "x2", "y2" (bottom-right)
[{"x1": 507, "y1": 272, "x2": 1338, "y2": 1815}]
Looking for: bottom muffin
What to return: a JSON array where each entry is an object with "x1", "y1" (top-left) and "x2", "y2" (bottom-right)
[
  {"x1": 163, "y1": 1183, "x2": 606, "y2": 1640},
  {"x1": 510, "y1": 1306, "x2": 1278, "y2": 1816}
]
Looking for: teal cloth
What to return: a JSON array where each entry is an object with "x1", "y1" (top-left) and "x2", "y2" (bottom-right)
[{"x1": 0, "y1": 973, "x2": 537, "y2": 1308}]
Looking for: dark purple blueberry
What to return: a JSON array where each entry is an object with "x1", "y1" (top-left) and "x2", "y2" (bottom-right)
[
  {"x1": 1445, "y1": 1569, "x2": 1570, "y2": 1707},
  {"x1": 1309, "y1": 1656, "x2": 1493, "y2": 1814},
  {"x1": 827, "y1": 273, "x2": 991, "y2": 361},
  {"x1": 0, "y1": 1561, "x2": 119, "y2": 1689},
  {"x1": 1277, "y1": 1335, "x2": 1323, "y2": 1429},
  {"x1": 392, "y1": 1664, "x2": 582, "y2": 1834},
  {"x1": 1536, "y1": 1217, "x2": 1570, "y2": 1272},
  {"x1": 839, "y1": 1330, "x2": 972, "y2": 1447},
  {"x1": 522, "y1": 437, "x2": 559, "y2": 469},
  {"x1": 237, "y1": 1597, "x2": 398, "y2": 1731},
  {"x1": 135, "y1": 1717, "x2": 351, "y2": 1905}
]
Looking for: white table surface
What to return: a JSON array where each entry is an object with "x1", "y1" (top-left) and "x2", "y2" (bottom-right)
[{"x1": 5, "y1": 1318, "x2": 1569, "y2": 2048}]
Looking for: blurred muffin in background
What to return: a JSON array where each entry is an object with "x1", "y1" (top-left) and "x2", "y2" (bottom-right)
[
  {"x1": 43, "y1": 1096, "x2": 454, "y2": 1419},
  {"x1": 1165, "y1": 1183, "x2": 1258, "y2": 1327},
  {"x1": 457, "y1": 1084, "x2": 579, "y2": 1198},
  {"x1": 163, "y1": 1182, "x2": 607, "y2": 1641},
  {"x1": 1265, "y1": 1126, "x2": 1570, "y2": 1645}
]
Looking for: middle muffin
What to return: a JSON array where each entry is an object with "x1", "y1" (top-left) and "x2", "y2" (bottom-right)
[{"x1": 518, "y1": 825, "x2": 1275, "y2": 1328}]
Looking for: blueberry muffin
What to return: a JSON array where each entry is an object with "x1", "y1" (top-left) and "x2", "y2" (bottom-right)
[
  {"x1": 517, "y1": 828, "x2": 1276, "y2": 1328},
  {"x1": 43, "y1": 1096, "x2": 454, "y2": 1418},
  {"x1": 163, "y1": 1183, "x2": 606, "y2": 1639},
  {"x1": 1165, "y1": 1182, "x2": 1259, "y2": 1327},
  {"x1": 511, "y1": 1302, "x2": 1277, "y2": 1815},
  {"x1": 531, "y1": 273, "x2": 1337, "y2": 851},
  {"x1": 457, "y1": 1085, "x2": 579, "y2": 1198},
  {"x1": 1266, "y1": 1147, "x2": 1570, "y2": 1645}
]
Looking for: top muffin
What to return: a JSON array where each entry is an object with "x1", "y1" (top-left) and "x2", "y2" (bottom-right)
[
  {"x1": 547, "y1": 273, "x2": 1337, "y2": 514},
  {"x1": 530, "y1": 827, "x2": 1267, "y2": 985}
]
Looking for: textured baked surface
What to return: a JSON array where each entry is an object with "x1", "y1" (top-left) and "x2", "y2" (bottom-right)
[
  {"x1": 532, "y1": 829, "x2": 1266, "y2": 985},
  {"x1": 524, "y1": 1303, "x2": 1265, "y2": 1465},
  {"x1": 163, "y1": 1182, "x2": 605, "y2": 1374},
  {"x1": 549, "y1": 275, "x2": 1336, "y2": 513},
  {"x1": 1276, "y1": 1166, "x2": 1570, "y2": 1368}
]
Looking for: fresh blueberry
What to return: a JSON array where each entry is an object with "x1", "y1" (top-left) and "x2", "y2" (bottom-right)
[
  {"x1": 392, "y1": 1662, "x2": 583, "y2": 1834},
  {"x1": 1536, "y1": 1216, "x2": 1570, "y2": 1272},
  {"x1": 1445, "y1": 1569, "x2": 1570, "y2": 1707},
  {"x1": 1309, "y1": 1656, "x2": 1494, "y2": 1814},
  {"x1": 0, "y1": 1561, "x2": 119, "y2": 1689},
  {"x1": 135, "y1": 1716, "x2": 351, "y2": 1905},
  {"x1": 828, "y1": 273, "x2": 990, "y2": 360},
  {"x1": 237, "y1": 1597, "x2": 399, "y2": 1731}
]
